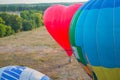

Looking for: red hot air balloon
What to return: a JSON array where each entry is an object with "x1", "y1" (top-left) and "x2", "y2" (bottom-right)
[{"x1": 44, "y1": 4, "x2": 82, "y2": 57}]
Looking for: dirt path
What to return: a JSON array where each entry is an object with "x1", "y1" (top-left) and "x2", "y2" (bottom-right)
[{"x1": 0, "y1": 27, "x2": 91, "y2": 80}]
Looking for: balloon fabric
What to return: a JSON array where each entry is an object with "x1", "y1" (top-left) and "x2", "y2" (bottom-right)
[
  {"x1": 44, "y1": 4, "x2": 82, "y2": 57},
  {"x1": 69, "y1": 1, "x2": 98, "y2": 79},
  {"x1": 69, "y1": 6, "x2": 94, "y2": 79},
  {"x1": 0, "y1": 66, "x2": 51, "y2": 80},
  {"x1": 75, "y1": 0, "x2": 120, "y2": 80}
]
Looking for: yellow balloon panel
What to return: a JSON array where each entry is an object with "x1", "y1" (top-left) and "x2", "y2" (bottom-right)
[{"x1": 92, "y1": 66, "x2": 120, "y2": 80}]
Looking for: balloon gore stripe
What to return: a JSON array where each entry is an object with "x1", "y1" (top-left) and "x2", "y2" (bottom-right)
[
  {"x1": 1, "y1": 66, "x2": 25, "y2": 80},
  {"x1": 84, "y1": 0, "x2": 120, "y2": 10}
]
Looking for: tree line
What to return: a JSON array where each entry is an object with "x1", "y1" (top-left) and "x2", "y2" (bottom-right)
[
  {"x1": 0, "y1": 10, "x2": 43, "y2": 37},
  {"x1": 0, "y1": 2, "x2": 80, "y2": 12}
]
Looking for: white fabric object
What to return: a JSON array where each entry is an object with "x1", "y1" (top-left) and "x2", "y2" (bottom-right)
[
  {"x1": 0, "y1": 66, "x2": 50, "y2": 80},
  {"x1": 72, "y1": 46, "x2": 80, "y2": 59},
  {"x1": 20, "y1": 67, "x2": 45, "y2": 80}
]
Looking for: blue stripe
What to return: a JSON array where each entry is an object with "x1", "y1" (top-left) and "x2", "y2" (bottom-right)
[
  {"x1": 1, "y1": 73, "x2": 17, "y2": 80},
  {"x1": 10, "y1": 66, "x2": 25, "y2": 74},
  {"x1": 87, "y1": 0, "x2": 103, "y2": 10},
  {"x1": 0, "y1": 66, "x2": 26, "y2": 80},
  {"x1": 96, "y1": 8, "x2": 115, "y2": 68},
  {"x1": 114, "y1": 7, "x2": 120, "y2": 67},
  {"x1": 115, "y1": 0, "x2": 120, "y2": 7},
  {"x1": 83, "y1": 9, "x2": 100, "y2": 66},
  {"x1": 81, "y1": 0, "x2": 96, "y2": 10},
  {"x1": 1, "y1": 77, "x2": 5, "y2": 80},
  {"x1": 4, "y1": 70, "x2": 19, "y2": 79},
  {"x1": 84, "y1": 0, "x2": 120, "y2": 10}
]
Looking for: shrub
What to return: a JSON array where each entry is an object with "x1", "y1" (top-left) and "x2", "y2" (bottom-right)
[
  {"x1": 0, "y1": 24, "x2": 6, "y2": 37},
  {"x1": 32, "y1": 13, "x2": 43, "y2": 27},
  {"x1": 22, "y1": 20, "x2": 35, "y2": 31},
  {"x1": 5, "y1": 26, "x2": 14, "y2": 36},
  {"x1": 0, "y1": 24, "x2": 14, "y2": 37},
  {"x1": 20, "y1": 10, "x2": 44, "y2": 29},
  {"x1": 0, "y1": 17, "x2": 5, "y2": 24},
  {"x1": 8, "y1": 15, "x2": 22, "y2": 32},
  {"x1": 0, "y1": 13, "x2": 22, "y2": 33}
]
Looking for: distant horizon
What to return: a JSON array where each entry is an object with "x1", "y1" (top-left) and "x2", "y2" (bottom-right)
[
  {"x1": 0, "y1": 2, "x2": 85, "y2": 5},
  {"x1": 0, "y1": 0, "x2": 88, "y2": 4}
]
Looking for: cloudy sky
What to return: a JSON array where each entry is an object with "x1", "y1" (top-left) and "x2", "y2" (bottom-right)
[{"x1": 0, "y1": 0, "x2": 88, "y2": 4}]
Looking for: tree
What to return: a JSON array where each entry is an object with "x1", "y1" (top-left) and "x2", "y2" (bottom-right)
[
  {"x1": 0, "y1": 17, "x2": 5, "y2": 24},
  {"x1": 0, "y1": 12, "x2": 10, "y2": 25},
  {"x1": 0, "y1": 24, "x2": 6, "y2": 37},
  {"x1": 22, "y1": 20, "x2": 35, "y2": 31},
  {"x1": 9, "y1": 15, "x2": 22, "y2": 32},
  {"x1": 0, "y1": 24, "x2": 14, "y2": 37},
  {"x1": 20, "y1": 10, "x2": 31, "y2": 20},
  {"x1": 5, "y1": 26, "x2": 14, "y2": 36},
  {"x1": 21, "y1": 10, "x2": 44, "y2": 28},
  {"x1": 31, "y1": 13, "x2": 43, "y2": 28},
  {"x1": 0, "y1": 13, "x2": 22, "y2": 32}
]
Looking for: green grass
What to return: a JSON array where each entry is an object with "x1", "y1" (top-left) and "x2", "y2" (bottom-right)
[{"x1": 0, "y1": 26, "x2": 91, "y2": 80}]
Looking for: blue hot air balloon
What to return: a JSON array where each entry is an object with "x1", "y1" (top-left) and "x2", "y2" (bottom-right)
[{"x1": 75, "y1": 0, "x2": 120, "y2": 80}]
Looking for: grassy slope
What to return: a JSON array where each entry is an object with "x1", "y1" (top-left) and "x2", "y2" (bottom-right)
[{"x1": 0, "y1": 27, "x2": 91, "y2": 80}]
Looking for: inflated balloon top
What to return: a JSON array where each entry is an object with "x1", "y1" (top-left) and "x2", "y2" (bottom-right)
[
  {"x1": 0, "y1": 66, "x2": 51, "y2": 80},
  {"x1": 75, "y1": 0, "x2": 120, "y2": 80},
  {"x1": 44, "y1": 4, "x2": 82, "y2": 57}
]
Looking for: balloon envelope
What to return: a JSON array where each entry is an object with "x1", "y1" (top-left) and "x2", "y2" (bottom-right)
[
  {"x1": 0, "y1": 66, "x2": 50, "y2": 80},
  {"x1": 75, "y1": 0, "x2": 120, "y2": 80},
  {"x1": 70, "y1": 0, "x2": 95, "y2": 64},
  {"x1": 70, "y1": 7, "x2": 86, "y2": 65},
  {"x1": 44, "y1": 4, "x2": 82, "y2": 57},
  {"x1": 69, "y1": 1, "x2": 97, "y2": 79}
]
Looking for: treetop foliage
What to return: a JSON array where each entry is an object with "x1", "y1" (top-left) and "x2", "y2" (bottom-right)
[
  {"x1": 0, "y1": 2, "x2": 81, "y2": 12},
  {"x1": 0, "y1": 10, "x2": 43, "y2": 37}
]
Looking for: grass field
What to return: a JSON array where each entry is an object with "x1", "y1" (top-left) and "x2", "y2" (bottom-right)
[{"x1": 0, "y1": 26, "x2": 91, "y2": 80}]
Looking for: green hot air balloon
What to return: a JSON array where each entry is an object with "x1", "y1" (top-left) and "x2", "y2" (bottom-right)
[
  {"x1": 69, "y1": 6, "x2": 95, "y2": 79},
  {"x1": 70, "y1": 7, "x2": 86, "y2": 65}
]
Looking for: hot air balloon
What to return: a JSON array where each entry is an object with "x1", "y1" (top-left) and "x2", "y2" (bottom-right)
[
  {"x1": 70, "y1": 7, "x2": 85, "y2": 64},
  {"x1": 43, "y1": 4, "x2": 82, "y2": 60},
  {"x1": 0, "y1": 66, "x2": 51, "y2": 80},
  {"x1": 69, "y1": 1, "x2": 98, "y2": 79},
  {"x1": 75, "y1": 0, "x2": 120, "y2": 80},
  {"x1": 69, "y1": 6, "x2": 94, "y2": 79}
]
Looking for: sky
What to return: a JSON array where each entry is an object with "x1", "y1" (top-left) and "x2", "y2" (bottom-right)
[{"x1": 0, "y1": 0, "x2": 88, "y2": 4}]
